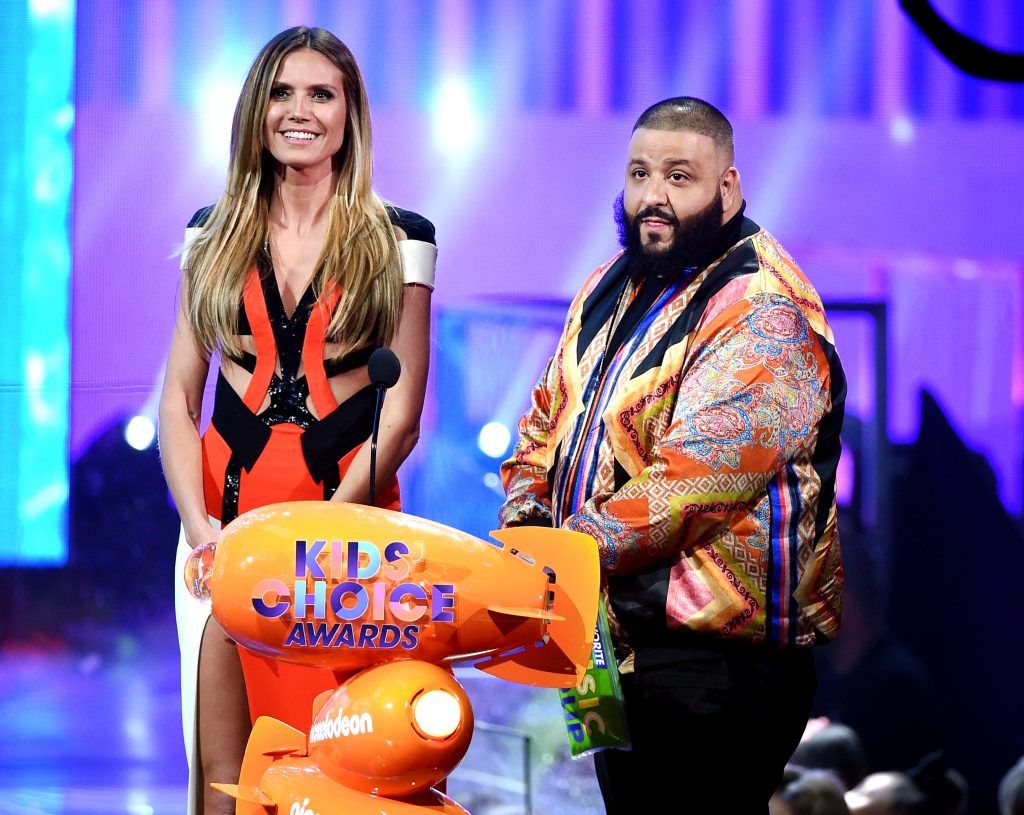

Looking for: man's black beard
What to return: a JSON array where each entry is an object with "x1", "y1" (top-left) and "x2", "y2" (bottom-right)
[{"x1": 613, "y1": 189, "x2": 725, "y2": 280}]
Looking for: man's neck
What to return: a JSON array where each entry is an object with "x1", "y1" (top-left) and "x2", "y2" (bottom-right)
[{"x1": 706, "y1": 201, "x2": 747, "y2": 264}]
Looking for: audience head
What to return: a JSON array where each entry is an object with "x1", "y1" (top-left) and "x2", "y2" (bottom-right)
[
  {"x1": 791, "y1": 723, "x2": 870, "y2": 790},
  {"x1": 845, "y1": 754, "x2": 967, "y2": 815},
  {"x1": 781, "y1": 769, "x2": 851, "y2": 815},
  {"x1": 999, "y1": 757, "x2": 1024, "y2": 815},
  {"x1": 846, "y1": 771, "x2": 927, "y2": 815}
]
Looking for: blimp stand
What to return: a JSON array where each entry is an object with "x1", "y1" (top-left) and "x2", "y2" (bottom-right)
[{"x1": 185, "y1": 501, "x2": 600, "y2": 815}]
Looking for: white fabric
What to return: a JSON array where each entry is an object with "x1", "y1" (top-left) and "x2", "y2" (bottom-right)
[
  {"x1": 180, "y1": 226, "x2": 202, "y2": 271},
  {"x1": 400, "y1": 239, "x2": 438, "y2": 289},
  {"x1": 174, "y1": 520, "x2": 219, "y2": 815}
]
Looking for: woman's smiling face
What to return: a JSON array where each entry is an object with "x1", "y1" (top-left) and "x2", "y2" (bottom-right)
[{"x1": 263, "y1": 48, "x2": 348, "y2": 175}]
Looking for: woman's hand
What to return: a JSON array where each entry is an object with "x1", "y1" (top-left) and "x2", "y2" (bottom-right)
[{"x1": 184, "y1": 519, "x2": 220, "y2": 550}]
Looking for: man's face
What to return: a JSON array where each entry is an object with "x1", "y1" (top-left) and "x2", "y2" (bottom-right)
[{"x1": 621, "y1": 127, "x2": 727, "y2": 266}]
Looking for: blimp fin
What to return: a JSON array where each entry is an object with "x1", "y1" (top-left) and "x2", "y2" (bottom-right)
[
  {"x1": 209, "y1": 783, "x2": 274, "y2": 807},
  {"x1": 222, "y1": 715, "x2": 307, "y2": 814},
  {"x1": 488, "y1": 604, "x2": 566, "y2": 622},
  {"x1": 476, "y1": 526, "x2": 600, "y2": 688}
]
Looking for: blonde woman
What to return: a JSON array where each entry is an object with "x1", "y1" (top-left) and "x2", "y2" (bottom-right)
[{"x1": 158, "y1": 27, "x2": 436, "y2": 815}]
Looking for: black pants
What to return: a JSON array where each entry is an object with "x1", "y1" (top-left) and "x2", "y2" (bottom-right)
[{"x1": 593, "y1": 644, "x2": 816, "y2": 815}]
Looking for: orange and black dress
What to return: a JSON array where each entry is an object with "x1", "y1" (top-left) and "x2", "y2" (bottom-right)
[
  {"x1": 200, "y1": 230, "x2": 404, "y2": 527},
  {"x1": 173, "y1": 204, "x2": 436, "y2": 806}
]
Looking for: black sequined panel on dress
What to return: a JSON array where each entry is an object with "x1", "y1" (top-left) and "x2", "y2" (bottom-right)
[{"x1": 256, "y1": 252, "x2": 319, "y2": 428}]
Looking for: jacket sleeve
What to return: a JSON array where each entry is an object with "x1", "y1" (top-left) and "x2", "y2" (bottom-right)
[
  {"x1": 563, "y1": 292, "x2": 832, "y2": 575},
  {"x1": 498, "y1": 353, "x2": 557, "y2": 528}
]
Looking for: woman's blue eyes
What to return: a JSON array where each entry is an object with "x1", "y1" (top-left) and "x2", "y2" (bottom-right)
[{"x1": 270, "y1": 89, "x2": 335, "y2": 101}]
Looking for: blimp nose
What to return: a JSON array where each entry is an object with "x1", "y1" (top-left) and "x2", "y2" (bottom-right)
[
  {"x1": 307, "y1": 660, "x2": 474, "y2": 797},
  {"x1": 411, "y1": 688, "x2": 463, "y2": 740}
]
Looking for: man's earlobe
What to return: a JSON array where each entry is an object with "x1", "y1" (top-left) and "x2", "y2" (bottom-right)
[{"x1": 722, "y1": 167, "x2": 740, "y2": 204}]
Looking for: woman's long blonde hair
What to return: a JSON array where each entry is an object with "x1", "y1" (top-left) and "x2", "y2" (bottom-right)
[{"x1": 185, "y1": 27, "x2": 402, "y2": 359}]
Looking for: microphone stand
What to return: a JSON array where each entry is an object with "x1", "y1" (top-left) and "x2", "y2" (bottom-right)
[
  {"x1": 369, "y1": 386, "x2": 386, "y2": 506},
  {"x1": 366, "y1": 347, "x2": 401, "y2": 507}
]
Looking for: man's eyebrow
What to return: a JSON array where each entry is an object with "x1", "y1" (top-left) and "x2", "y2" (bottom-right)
[{"x1": 628, "y1": 157, "x2": 698, "y2": 168}]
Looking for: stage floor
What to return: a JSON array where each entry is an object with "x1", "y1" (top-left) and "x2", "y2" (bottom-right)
[
  {"x1": 0, "y1": 617, "x2": 601, "y2": 815},
  {"x1": 0, "y1": 621, "x2": 187, "y2": 815}
]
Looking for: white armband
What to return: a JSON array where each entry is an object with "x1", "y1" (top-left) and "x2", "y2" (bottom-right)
[{"x1": 400, "y1": 239, "x2": 437, "y2": 289}]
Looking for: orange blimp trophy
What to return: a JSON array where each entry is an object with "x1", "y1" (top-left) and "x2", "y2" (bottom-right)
[{"x1": 185, "y1": 500, "x2": 600, "y2": 814}]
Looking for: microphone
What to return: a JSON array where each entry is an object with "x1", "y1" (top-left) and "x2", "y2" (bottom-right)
[
  {"x1": 368, "y1": 347, "x2": 401, "y2": 390},
  {"x1": 367, "y1": 348, "x2": 401, "y2": 506}
]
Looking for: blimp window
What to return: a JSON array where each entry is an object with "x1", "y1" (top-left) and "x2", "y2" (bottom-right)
[{"x1": 543, "y1": 566, "x2": 556, "y2": 583}]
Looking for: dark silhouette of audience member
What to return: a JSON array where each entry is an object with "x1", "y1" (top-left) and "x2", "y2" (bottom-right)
[
  {"x1": 906, "y1": 752, "x2": 968, "y2": 815},
  {"x1": 791, "y1": 723, "x2": 870, "y2": 791},
  {"x1": 900, "y1": 0, "x2": 1024, "y2": 81},
  {"x1": 845, "y1": 753, "x2": 968, "y2": 815},
  {"x1": 999, "y1": 758, "x2": 1024, "y2": 815},
  {"x1": 774, "y1": 766, "x2": 810, "y2": 814},
  {"x1": 846, "y1": 771, "x2": 928, "y2": 815},
  {"x1": 780, "y1": 770, "x2": 852, "y2": 815},
  {"x1": 813, "y1": 515, "x2": 943, "y2": 772}
]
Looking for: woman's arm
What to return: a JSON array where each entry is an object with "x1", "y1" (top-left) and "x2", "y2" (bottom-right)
[
  {"x1": 331, "y1": 283, "x2": 431, "y2": 504},
  {"x1": 158, "y1": 278, "x2": 217, "y2": 548}
]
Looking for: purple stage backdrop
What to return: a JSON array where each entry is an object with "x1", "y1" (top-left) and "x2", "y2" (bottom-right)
[{"x1": 73, "y1": 0, "x2": 1024, "y2": 512}]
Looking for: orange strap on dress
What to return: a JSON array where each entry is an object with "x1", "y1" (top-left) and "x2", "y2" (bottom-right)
[
  {"x1": 302, "y1": 284, "x2": 343, "y2": 419},
  {"x1": 241, "y1": 269, "x2": 277, "y2": 412}
]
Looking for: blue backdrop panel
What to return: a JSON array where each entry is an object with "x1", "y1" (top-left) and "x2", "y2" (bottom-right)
[{"x1": 0, "y1": 1, "x2": 74, "y2": 565}]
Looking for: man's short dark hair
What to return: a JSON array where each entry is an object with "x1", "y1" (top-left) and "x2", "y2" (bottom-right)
[{"x1": 632, "y1": 97, "x2": 734, "y2": 164}]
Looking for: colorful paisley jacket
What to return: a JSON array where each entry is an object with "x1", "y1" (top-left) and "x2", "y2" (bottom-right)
[{"x1": 500, "y1": 218, "x2": 845, "y2": 649}]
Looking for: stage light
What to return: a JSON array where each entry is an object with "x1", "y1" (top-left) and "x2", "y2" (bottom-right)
[
  {"x1": 125, "y1": 415, "x2": 156, "y2": 451},
  {"x1": 24, "y1": 352, "x2": 54, "y2": 424},
  {"x1": 29, "y1": 0, "x2": 71, "y2": 19},
  {"x1": 125, "y1": 792, "x2": 153, "y2": 815},
  {"x1": 890, "y1": 115, "x2": 915, "y2": 145},
  {"x1": 412, "y1": 689, "x2": 462, "y2": 740},
  {"x1": 478, "y1": 421, "x2": 511, "y2": 458},
  {"x1": 432, "y1": 78, "x2": 482, "y2": 157},
  {"x1": 835, "y1": 447, "x2": 856, "y2": 507},
  {"x1": 198, "y1": 69, "x2": 245, "y2": 165}
]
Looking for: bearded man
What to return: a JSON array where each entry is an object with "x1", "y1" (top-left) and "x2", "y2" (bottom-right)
[{"x1": 500, "y1": 97, "x2": 846, "y2": 813}]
